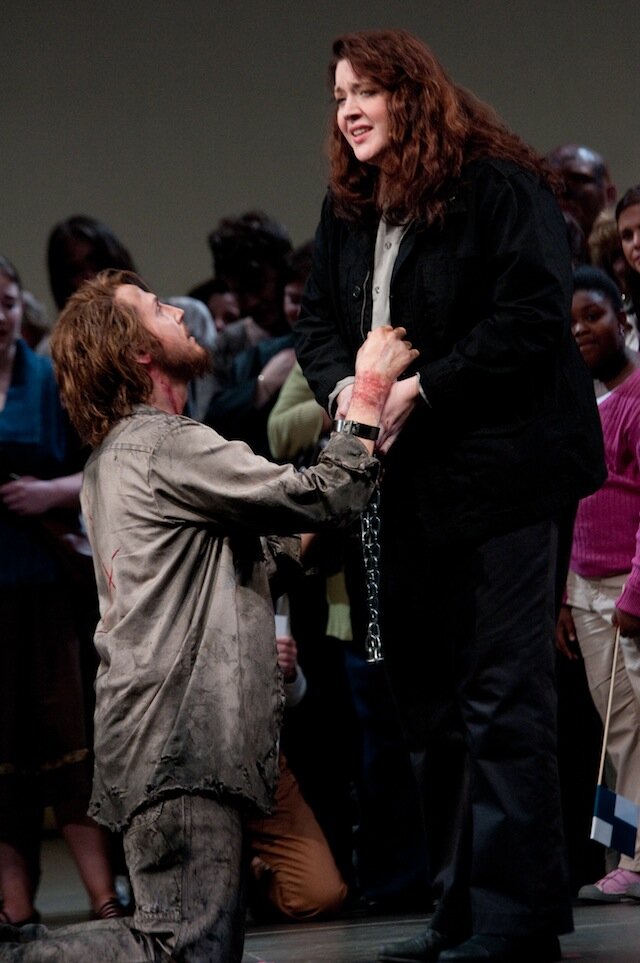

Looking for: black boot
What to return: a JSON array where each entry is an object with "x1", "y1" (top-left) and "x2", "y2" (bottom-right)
[{"x1": 378, "y1": 927, "x2": 457, "y2": 962}]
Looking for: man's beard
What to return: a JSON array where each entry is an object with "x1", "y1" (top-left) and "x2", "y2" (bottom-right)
[{"x1": 150, "y1": 336, "x2": 212, "y2": 381}]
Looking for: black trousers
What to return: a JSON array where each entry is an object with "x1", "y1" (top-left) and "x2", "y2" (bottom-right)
[{"x1": 379, "y1": 511, "x2": 573, "y2": 938}]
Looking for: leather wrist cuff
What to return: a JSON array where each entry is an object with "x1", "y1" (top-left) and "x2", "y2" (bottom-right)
[{"x1": 333, "y1": 419, "x2": 380, "y2": 441}]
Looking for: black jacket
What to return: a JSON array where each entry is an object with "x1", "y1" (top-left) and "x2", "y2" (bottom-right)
[{"x1": 295, "y1": 158, "x2": 605, "y2": 543}]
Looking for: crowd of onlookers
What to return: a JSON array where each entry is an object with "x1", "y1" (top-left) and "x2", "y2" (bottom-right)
[{"x1": 2, "y1": 139, "x2": 640, "y2": 925}]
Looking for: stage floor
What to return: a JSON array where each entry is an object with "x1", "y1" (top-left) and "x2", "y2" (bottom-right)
[
  {"x1": 37, "y1": 835, "x2": 640, "y2": 962},
  {"x1": 243, "y1": 907, "x2": 640, "y2": 963}
]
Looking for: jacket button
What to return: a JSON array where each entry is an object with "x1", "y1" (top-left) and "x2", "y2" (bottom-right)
[{"x1": 352, "y1": 285, "x2": 362, "y2": 299}]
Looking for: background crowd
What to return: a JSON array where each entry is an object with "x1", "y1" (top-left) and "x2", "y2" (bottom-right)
[{"x1": 2, "y1": 137, "x2": 640, "y2": 929}]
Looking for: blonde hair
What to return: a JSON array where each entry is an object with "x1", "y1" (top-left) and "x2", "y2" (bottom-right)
[{"x1": 50, "y1": 270, "x2": 160, "y2": 447}]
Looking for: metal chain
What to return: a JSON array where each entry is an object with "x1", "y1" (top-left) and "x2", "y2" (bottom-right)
[{"x1": 360, "y1": 485, "x2": 384, "y2": 663}]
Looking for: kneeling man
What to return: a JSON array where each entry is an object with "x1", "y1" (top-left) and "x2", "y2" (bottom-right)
[{"x1": 0, "y1": 270, "x2": 417, "y2": 963}]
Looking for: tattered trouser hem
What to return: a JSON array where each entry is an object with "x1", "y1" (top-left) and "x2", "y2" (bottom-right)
[
  {"x1": 0, "y1": 919, "x2": 174, "y2": 963},
  {"x1": 0, "y1": 794, "x2": 245, "y2": 962}
]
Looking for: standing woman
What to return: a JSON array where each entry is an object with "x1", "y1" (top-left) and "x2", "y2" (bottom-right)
[
  {"x1": 0, "y1": 257, "x2": 121, "y2": 924},
  {"x1": 295, "y1": 30, "x2": 605, "y2": 963}
]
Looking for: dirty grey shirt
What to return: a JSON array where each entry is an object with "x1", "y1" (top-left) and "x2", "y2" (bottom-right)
[{"x1": 82, "y1": 405, "x2": 378, "y2": 831}]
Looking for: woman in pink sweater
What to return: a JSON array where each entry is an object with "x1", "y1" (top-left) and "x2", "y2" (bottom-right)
[{"x1": 557, "y1": 265, "x2": 640, "y2": 902}]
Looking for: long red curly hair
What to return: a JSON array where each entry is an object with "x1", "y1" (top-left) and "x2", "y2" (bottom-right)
[{"x1": 328, "y1": 30, "x2": 553, "y2": 226}]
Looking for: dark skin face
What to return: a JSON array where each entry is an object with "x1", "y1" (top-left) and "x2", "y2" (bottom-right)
[
  {"x1": 207, "y1": 290, "x2": 240, "y2": 334},
  {"x1": 549, "y1": 146, "x2": 615, "y2": 237},
  {"x1": 222, "y1": 265, "x2": 283, "y2": 333},
  {"x1": 556, "y1": 286, "x2": 640, "y2": 651},
  {"x1": 570, "y1": 288, "x2": 629, "y2": 386}
]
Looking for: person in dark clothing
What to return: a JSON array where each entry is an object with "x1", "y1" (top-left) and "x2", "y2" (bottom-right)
[
  {"x1": 0, "y1": 256, "x2": 121, "y2": 927},
  {"x1": 294, "y1": 29, "x2": 606, "y2": 963},
  {"x1": 203, "y1": 211, "x2": 296, "y2": 455},
  {"x1": 546, "y1": 144, "x2": 617, "y2": 240},
  {"x1": 47, "y1": 215, "x2": 136, "y2": 311}
]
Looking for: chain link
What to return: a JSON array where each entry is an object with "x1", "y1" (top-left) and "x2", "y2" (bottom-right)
[{"x1": 360, "y1": 485, "x2": 383, "y2": 663}]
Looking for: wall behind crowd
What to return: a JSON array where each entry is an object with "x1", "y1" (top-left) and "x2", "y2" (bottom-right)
[{"x1": 2, "y1": 0, "x2": 637, "y2": 315}]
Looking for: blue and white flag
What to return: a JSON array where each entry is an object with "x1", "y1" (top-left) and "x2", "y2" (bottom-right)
[{"x1": 591, "y1": 785, "x2": 640, "y2": 858}]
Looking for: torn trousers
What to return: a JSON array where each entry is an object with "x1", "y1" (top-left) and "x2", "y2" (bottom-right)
[{"x1": 0, "y1": 793, "x2": 245, "y2": 962}]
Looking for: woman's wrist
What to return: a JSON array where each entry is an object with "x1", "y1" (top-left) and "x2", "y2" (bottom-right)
[{"x1": 350, "y1": 371, "x2": 392, "y2": 412}]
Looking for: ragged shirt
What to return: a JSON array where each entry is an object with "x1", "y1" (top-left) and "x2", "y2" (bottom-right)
[{"x1": 82, "y1": 405, "x2": 378, "y2": 830}]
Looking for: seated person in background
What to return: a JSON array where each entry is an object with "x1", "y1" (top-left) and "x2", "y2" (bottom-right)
[
  {"x1": 617, "y1": 185, "x2": 640, "y2": 325},
  {"x1": 206, "y1": 209, "x2": 292, "y2": 361},
  {"x1": 267, "y1": 359, "x2": 332, "y2": 465},
  {"x1": 46, "y1": 215, "x2": 136, "y2": 311},
  {"x1": 247, "y1": 627, "x2": 348, "y2": 921},
  {"x1": 266, "y1": 247, "x2": 358, "y2": 888},
  {"x1": 46, "y1": 215, "x2": 137, "y2": 885},
  {"x1": 283, "y1": 241, "x2": 314, "y2": 328},
  {"x1": 208, "y1": 209, "x2": 292, "y2": 338},
  {"x1": 0, "y1": 255, "x2": 122, "y2": 927},
  {"x1": 205, "y1": 329, "x2": 295, "y2": 456},
  {"x1": 268, "y1": 362, "x2": 430, "y2": 914},
  {"x1": 267, "y1": 240, "x2": 330, "y2": 462},
  {"x1": 187, "y1": 278, "x2": 241, "y2": 335},
  {"x1": 556, "y1": 266, "x2": 640, "y2": 903},
  {"x1": 546, "y1": 144, "x2": 617, "y2": 239},
  {"x1": 589, "y1": 210, "x2": 634, "y2": 305},
  {"x1": 586, "y1": 212, "x2": 638, "y2": 399},
  {"x1": 19, "y1": 291, "x2": 50, "y2": 354},
  {"x1": 204, "y1": 214, "x2": 297, "y2": 455}
]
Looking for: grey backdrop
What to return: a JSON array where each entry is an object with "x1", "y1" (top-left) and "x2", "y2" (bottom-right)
[{"x1": 2, "y1": 0, "x2": 637, "y2": 316}]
